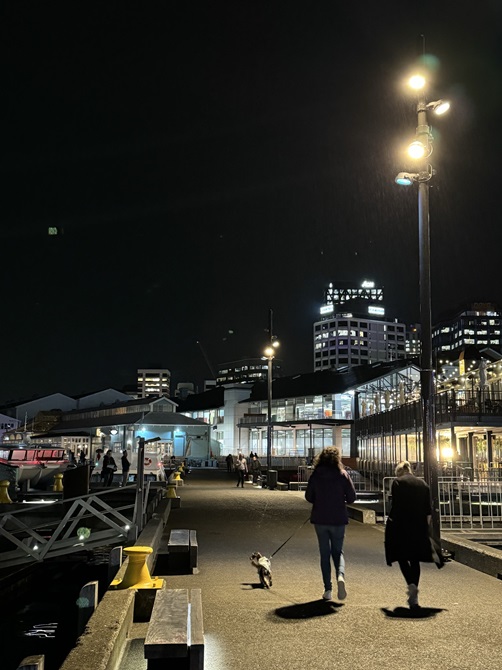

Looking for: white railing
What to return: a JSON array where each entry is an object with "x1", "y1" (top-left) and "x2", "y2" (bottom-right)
[
  {"x1": 439, "y1": 478, "x2": 502, "y2": 530},
  {"x1": 0, "y1": 488, "x2": 137, "y2": 569},
  {"x1": 382, "y1": 475, "x2": 502, "y2": 530}
]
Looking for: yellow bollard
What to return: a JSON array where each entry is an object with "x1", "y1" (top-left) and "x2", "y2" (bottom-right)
[
  {"x1": 173, "y1": 470, "x2": 182, "y2": 482},
  {"x1": 0, "y1": 480, "x2": 13, "y2": 504},
  {"x1": 164, "y1": 485, "x2": 178, "y2": 499},
  {"x1": 111, "y1": 546, "x2": 164, "y2": 589},
  {"x1": 53, "y1": 473, "x2": 64, "y2": 492}
]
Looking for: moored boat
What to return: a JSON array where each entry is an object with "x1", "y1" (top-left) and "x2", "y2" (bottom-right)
[{"x1": 0, "y1": 444, "x2": 69, "y2": 490}]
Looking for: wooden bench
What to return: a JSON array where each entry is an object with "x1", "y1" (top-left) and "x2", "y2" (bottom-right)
[
  {"x1": 145, "y1": 588, "x2": 204, "y2": 670},
  {"x1": 168, "y1": 529, "x2": 198, "y2": 574}
]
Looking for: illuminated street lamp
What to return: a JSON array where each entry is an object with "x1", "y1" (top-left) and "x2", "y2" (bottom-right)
[
  {"x1": 263, "y1": 310, "x2": 280, "y2": 469},
  {"x1": 395, "y1": 70, "x2": 450, "y2": 545}
]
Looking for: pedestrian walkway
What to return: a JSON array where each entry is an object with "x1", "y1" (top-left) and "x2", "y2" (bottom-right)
[{"x1": 130, "y1": 469, "x2": 502, "y2": 670}]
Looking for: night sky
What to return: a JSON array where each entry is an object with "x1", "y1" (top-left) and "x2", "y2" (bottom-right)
[{"x1": 2, "y1": 3, "x2": 501, "y2": 403}]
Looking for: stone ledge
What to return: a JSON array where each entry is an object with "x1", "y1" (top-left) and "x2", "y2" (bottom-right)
[
  {"x1": 59, "y1": 590, "x2": 135, "y2": 670},
  {"x1": 441, "y1": 533, "x2": 502, "y2": 579},
  {"x1": 347, "y1": 504, "x2": 376, "y2": 524}
]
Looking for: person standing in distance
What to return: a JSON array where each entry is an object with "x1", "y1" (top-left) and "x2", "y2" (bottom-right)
[
  {"x1": 305, "y1": 446, "x2": 356, "y2": 602},
  {"x1": 121, "y1": 449, "x2": 131, "y2": 487},
  {"x1": 385, "y1": 461, "x2": 444, "y2": 609},
  {"x1": 235, "y1": 453, "x2": 248, "y2": 488}
]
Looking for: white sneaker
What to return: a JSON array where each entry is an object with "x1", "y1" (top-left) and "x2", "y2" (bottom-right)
[
  {"x1": 407, "y1": 584, "x2": 419, "y2": 608},
  {"x1": 322, "y1": 590, "x2": 332, "y2": 601},
  {"x1": 337, "y1": 576, "x2": 347, "y2": 600}
]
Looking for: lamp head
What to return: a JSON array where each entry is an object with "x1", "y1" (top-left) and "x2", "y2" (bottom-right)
[
  {"x1": 407, "y1": 140, "x2": 427, "y2": 159},
  {"x1": 428, "y1": 99, "x2": 450, "y2": 116},
  {"x1": 395, "y1": 172, "x2": 417, "y2": 186},
  {"x1": 264, "y1": 346, "x2": 275, "y2": 358},
  {"x1": 408, "y1": 74, "x2": 426, "y2": 90}
]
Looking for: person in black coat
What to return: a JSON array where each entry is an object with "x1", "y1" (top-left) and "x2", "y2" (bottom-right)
[
  {"x1": 305, "y1": 446, "x2": 356, "y2": 602},
  {"x1": 103, "y1": 449, "x2": 117, "y2": 487},
  {"x1": 121, "y1": 450, "x2": 131, "y2": 487},
  {"x1": 385, "y1": 461, "x2": 444, "y2": 608}
]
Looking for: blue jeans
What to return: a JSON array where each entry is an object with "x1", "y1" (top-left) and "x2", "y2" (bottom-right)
[{"x1": 314, "y1": 524, "x2": 346, "y2": 591}]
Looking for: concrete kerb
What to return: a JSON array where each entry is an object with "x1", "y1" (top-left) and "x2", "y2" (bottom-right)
[
  {"x1": 59, "y1": 589, "x2": 135, "y2": 670},
  {"x1": 441, "y1": 533, "x2": 502, "y2": 579},
  {"x1": 347, "y1": 504, "x2": 376, "y2": 524},
  {"x1": 58, "y1": 497, "x2": 173, "y2": 670}
]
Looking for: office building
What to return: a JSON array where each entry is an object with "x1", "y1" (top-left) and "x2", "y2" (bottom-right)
[
  {"x1": 432, "y1": 303, "x2": 502, "y2": 358},
  {"x1": 314, "y1": 280, "x2": 406, "y2": 370},
  {"x1": 137, "y1": 368, "x2": 171, "y2": 397},
  {"x1": 216, "y1": 358, "x2": 281, "y2": 385}
]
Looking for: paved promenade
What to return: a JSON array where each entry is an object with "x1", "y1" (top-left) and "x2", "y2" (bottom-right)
[{"x1": 149, "y1": 469, "x2": 501, "y2": 670}]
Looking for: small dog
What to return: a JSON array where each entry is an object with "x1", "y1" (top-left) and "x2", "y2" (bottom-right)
[{"x1": 250, "y1": 551, "x2": 272, "y2": 588}]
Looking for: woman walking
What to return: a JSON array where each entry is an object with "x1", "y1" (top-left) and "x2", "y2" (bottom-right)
[
  {"x1": 385, "y1": 461, "x2": 444, "y2": 609},
  {"x1": 305, "y1": 446, "x2": 356, "y2": 601}
]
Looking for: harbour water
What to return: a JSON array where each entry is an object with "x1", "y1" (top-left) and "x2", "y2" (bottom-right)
[{"x1": 2, "y1": 551, "x2": 111, "y2": 670}]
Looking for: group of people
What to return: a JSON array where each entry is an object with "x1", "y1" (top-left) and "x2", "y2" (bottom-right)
[
  {"x1": 95, "y1": 449, "x2": 131, "y2": 487},
  {"x1": 305, "y1": 446, "x2": 444, "y2": 608},
  {"x1": 226, "y1": 452, "x2": 262, "y2": 487}
]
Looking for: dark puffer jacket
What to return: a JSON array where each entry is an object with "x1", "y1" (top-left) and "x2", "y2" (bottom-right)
[{"x1": 305, "y1": 465, "x2": 356, "y2": 526}]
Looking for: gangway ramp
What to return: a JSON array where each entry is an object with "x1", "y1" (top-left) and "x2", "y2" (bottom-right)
[{"x1": 0, "y1": 487, "x2": 149, "y2": 569}]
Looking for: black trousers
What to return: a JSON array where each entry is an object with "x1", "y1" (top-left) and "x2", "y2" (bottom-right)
[
  {"x1": 236, "y1": 470, "x2": 246, "y2": 487},
  {"x1": 398, "y1": 560, "x2": 421, "y2": 587}
]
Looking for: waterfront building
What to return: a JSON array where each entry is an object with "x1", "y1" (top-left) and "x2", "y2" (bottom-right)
[
  {"x1": 180, "y1": 361, "x2": 415, "y2": 461},
  {"x1": 0, "y1": 389, "x2": 130, "y2": 426},
  {"x1": 354, "y1": 351, "x2": 502, "y2": 479},
  {"x1": 178, "y1": 385, "x2": 253, "y2": 456},
  {"x1": 0, "y1": 412, "x2": 20, "y2": 441},
  {"x1": 29, "y1": 395, "x2": 210, "y2": 464}
]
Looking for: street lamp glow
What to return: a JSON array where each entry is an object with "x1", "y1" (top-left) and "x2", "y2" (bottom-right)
[
  {"x1": 272, "y1": 340, "x2": 280, "y2": 348},
  {"x1": 409, "y1": 74, "x2": 426, "y2": 90},
  {"x1": 264, "y1": 346, "x2": 275, "y2": 357},
  {"x1": 430, "y1": 99, "x2": 450, "y2": 115},
  {"x1": 407, "y1": 140, "x2": 426, "y2": 159}
]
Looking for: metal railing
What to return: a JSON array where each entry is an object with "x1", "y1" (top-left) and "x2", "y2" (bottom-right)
[
  {"x1": 357, "y1": 389, "x2": 502, "y2": 437},
  {"x1": 439, "y1": 477, "x2": 502, "y2": 530},
  {"x1": 0, "y1": 488, "x2": 137, "y2": 569},
  {"x1": 382, "y1": 474, "x2": 502, "y2": 530}
]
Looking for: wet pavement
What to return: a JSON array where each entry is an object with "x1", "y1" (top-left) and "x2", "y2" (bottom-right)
[{"x1": 123, "y1": 469, "x2": 502, "y2": 670}]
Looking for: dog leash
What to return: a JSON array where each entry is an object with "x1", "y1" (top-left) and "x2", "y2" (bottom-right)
[{"x1": 270, "y1": 516, "x2": 311, "y2": 558}]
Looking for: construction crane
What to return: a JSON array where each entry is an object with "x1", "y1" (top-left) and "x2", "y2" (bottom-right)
[{"x1": 196, "y1": 341, "x2": 216, "y2": 379}]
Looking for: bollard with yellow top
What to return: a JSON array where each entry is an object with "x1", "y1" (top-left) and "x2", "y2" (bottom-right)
[
  {"x1": 164, "y1": 483, "x2": 181, "y2": 508},
  {"x1": 111, "y1": 546, "x2": 164, "y2": 590},
  {"x1": 53, "y1": 473, "x2": 64, "y2": 492},
  {"x1": 0, "y1": 480, "x2": 13, "y2": 504},
  {"x1": 172, "y1": 469, "x2": 183, "y2": 485},
  {"x1": 164, "y1": 485, "x2": 179, "y2": 499}
]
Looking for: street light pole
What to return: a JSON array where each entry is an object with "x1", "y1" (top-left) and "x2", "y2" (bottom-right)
[
  {"x1": 263, "y1": 308, "x2": 279, "y2": 470},
  {"x1": 266, "y1": 354, "x2": 273, "y2": 470},
  {"x1": 395, "y1": 74, "x2": 450, "y2": 546},
  {"x1": 418, "y1": 162, "x2": 441, "y2": 545}
]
